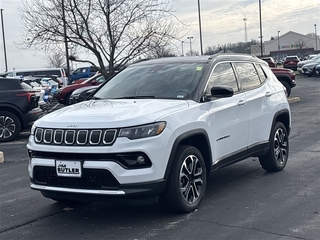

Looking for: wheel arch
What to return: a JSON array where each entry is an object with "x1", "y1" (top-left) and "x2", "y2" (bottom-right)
[
  {"x1": 164, "y1": 129, "x2": 212, "y2": 180},
  {"x1": 272, "y1": 109, "x2": 291, "y2": 136}
]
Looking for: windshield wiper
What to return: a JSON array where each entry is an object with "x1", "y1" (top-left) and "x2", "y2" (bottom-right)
[
  {"x1": 114, "y1": 96, "x2": 155, "y2": 99},
  {"x1": 89, "y1": 96, "x2": 101, "y2": 100}
]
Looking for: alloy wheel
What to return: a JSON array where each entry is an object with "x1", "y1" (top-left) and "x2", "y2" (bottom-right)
[
  {"x1": 0, "y1": 116, "x2": 16, "y2": 139},
  {"x1": 273, "y1": 128, "x2": 288, "y2": 165},
  {"x1": 180, "y1": 154, "x2": 204, "y2": 204}
]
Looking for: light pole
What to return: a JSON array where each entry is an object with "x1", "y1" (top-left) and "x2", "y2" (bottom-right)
[
  {"x1": 0, "y1": 9, "x2": 8, "y2": 72},
  {"x1": 315, "y1": 24, "x2": 318, "y2": 51},
  {"x1": 258, "y1": 0, "x2": 263, "y2": 57},
  {"x1": 197, "y1": 0, "x2": 203, "y2": 55},
  {"x1": 187, "y1": 37, "x2": 193, "y2": 56},
  {"x1": 243, "y1": 17, "x2": 247, "y2": 43},
  {"x1": 181, "y1": 41, "x2": 185, "y2": 56},
  {"x1": 277, "y1": 31, "x2": 280, "y2": 51}
]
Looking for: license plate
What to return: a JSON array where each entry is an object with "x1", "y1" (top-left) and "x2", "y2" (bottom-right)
[{"x1": 56, "y1": 160, "x2": 82, "y2": 177}]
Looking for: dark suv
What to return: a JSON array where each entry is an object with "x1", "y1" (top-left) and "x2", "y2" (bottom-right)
[{"x1": 0, "y1": 78, "x2": 42, "y2": 142}]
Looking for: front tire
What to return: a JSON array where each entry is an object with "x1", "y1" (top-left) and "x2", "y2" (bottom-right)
[
  {"x1": 259, "y1": 122, "x2": 289, "y2": 172},
  {"x1": 0, "y1": 111, "x2": 22, "y2": 142},
  {"x1": 161, "y1": 145, "x2": 207, "y2": 213},
  {"x1": 65, "y1": 92, "x2": 72, "y2": 105}
]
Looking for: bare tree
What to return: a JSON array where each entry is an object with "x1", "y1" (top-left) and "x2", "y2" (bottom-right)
[
  {"x1": 46, "y1": 52, "x2": 66, "y2": 68},
  {"x1": 19, "y1": 0, "x2": 182, "y2": 78},
  {"x1": 293, "y1": 39, "x2": 312, "y2": 49},
  {"x1": 185, "y1": 50, "x2": 199, "y2": 56}
]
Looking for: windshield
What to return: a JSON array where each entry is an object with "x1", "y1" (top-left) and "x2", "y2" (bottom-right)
[{"x1": 93, "y1": 62, "x2": 206, "y2": 100}]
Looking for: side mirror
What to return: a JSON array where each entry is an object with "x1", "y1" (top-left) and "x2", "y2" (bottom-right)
[{"x1": 211, "y1": 85, "x2": 234, "y2": 98}]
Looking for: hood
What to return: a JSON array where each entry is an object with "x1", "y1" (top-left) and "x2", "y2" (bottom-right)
[
  {"x1": 303, "y1": 61, "x2": 320, "y2": 68},
  {"x1": 298, "y1": 59, "x2": 315, "y2": 66},
  {"x1": 35, "y1": 99, "x2": 189, "y2": 128},
  {"x1": 72, "y1": 85, "x2": 97, "y2": 95}
]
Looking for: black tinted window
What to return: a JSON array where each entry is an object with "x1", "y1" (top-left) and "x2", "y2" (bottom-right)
[{"x1": 0, "y1": 79, "x2": 22, "y2": 90}]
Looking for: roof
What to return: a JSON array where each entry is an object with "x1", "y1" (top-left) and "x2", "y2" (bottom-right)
[{"x1": 131, "y1": 53, "x2": 263, "y2": 66}]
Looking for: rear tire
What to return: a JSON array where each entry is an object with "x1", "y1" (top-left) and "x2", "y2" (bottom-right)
[
  {"x1": 161, "y1": 145, "x2": 207, "y2": 213},
  {"x1": 280, "y1": 81, "x2": 291, "y2": 97},
  {"x1": 0, "y1": 111, "x2": 22, "y2": 142},
  {"x1": 259, "y1": 122, "x2": 289, "y2": 172}
]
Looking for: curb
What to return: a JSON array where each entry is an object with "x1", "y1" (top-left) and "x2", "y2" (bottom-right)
[
  {"x1": 288, "y1": 96, "x2": 301, "y2": 104},
  {"x1": 0, "y1": 151, "x2": 4, "y2": 163}
]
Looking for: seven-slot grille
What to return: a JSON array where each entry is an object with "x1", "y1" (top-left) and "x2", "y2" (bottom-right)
[{"x1": 34, "y1": 128, "x2": 117, "y2": 146}]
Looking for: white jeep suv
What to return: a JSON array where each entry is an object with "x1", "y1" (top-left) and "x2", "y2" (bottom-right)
[{"x1": 27, "y1": 54, "x2": 291, "y2": 213}]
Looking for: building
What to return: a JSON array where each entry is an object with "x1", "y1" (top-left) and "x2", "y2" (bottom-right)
[{"x1": 251, "y1": 31, "x2": 320, "y2": 60}]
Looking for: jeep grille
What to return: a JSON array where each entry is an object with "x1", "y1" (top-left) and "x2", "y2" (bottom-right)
[{"x1": 34, "y1": 128, "x2": 117, "y2": 146}]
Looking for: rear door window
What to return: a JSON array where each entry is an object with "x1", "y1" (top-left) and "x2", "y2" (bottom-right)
[{"x1": 234, "y1": 62, "x2": 261, "y2": 91}]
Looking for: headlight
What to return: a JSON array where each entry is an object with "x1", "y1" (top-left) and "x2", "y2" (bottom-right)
[
  {"x1": 119, "y1": 122, "x2": 166, "y2": 140},
  {"x1": 30, "y1": 124, "x2": 36, "y2": 135}
]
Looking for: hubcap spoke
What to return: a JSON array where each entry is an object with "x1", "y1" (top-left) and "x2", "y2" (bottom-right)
[
  {"x1": 0, "y1": 116, "x2": 15, "y2": 139},
  {"x1": 180, "y1": 154, "x2": 204, "y2": 204},
  {"x1": 274, "y1": 128, "x2": 288, "y2": 165}
]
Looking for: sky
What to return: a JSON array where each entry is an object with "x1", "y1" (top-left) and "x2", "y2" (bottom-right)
[{"x1": 0, "y1": 0, "x2": 319, "y2": 73}]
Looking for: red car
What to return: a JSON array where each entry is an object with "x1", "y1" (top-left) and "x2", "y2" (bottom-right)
[
  {"x1": 55, "y1": 74, "x2": 106, "y2": 105},
  {"x1": 283, "y1": 56, "x2": 300, "y2": 71},
  {"x1": 271, "y1": 67, "x2": 296, "y2": 97}
]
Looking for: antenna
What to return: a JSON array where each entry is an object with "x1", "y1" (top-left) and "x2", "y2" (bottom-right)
[{"x1": 243, "y1": 17, "x2": 248, "y2": 43}]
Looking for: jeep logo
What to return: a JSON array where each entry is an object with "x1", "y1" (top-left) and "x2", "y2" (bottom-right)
[{"x1": 67, "y1": 124, "x2": 78, "y2": 128}]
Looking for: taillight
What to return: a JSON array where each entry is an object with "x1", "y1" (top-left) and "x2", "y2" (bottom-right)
[{"x1": 16, "y1": 92, "x2": 33, "y2": 103}]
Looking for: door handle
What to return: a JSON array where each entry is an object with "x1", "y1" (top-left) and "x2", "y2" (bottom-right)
[
  {"x1": 265, "y1": 92, "x2": 273, "y2": 97},
  {"x1": 237, "y1": 100, "x2": 247, "y2": 106}
]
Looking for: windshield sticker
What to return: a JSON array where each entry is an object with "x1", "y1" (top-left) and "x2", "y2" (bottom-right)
[{"x1": 196, "y1": 66, "x2": 202, "y2": 71}]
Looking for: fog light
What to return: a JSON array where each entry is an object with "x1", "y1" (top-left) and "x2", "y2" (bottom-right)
[{"x1": 137, "y1": 156, "x2": 145, "y2": 164}]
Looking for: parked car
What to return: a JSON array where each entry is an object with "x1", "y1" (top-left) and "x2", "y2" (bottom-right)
[
  {"x1": 70, "y1": 66, "x2": 100, "y2": 82},
  {"x1": 283, "y1": 56, "x2": 300, "y2": 71},
  {"x1": 297, "y1": 54, "x2": 320, "y2": 74},
  {"x1": 271, "y1": 67, "x2": 296, "y2": 97},
  {"x1": 27, "y1": 54, "x2": 291, "y2": 213},
  {"x1": 301, "y1": 57, "x2": 320, "y2": 76},
  {"x1": 3, "y1": 68, "x2": 68, "y2": 87},
  {"x1": 315, "y1": 64, "x2": 320, "y2": 76},
  {"x1": 69, "y1": 85, "x2": 98, "y2": 104},
  {"x1": 0, "y1": 78, "x2": 42, "y2": 142},
  {"x1": 276, "y1": 59, "x2": 284, "y2": 66},
  {"x1": 262, "y1": 57, "x2": 276, "y2": 67},
  {"x1": 55, "y1": 73, "x2": 106, "y2": 105}
]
